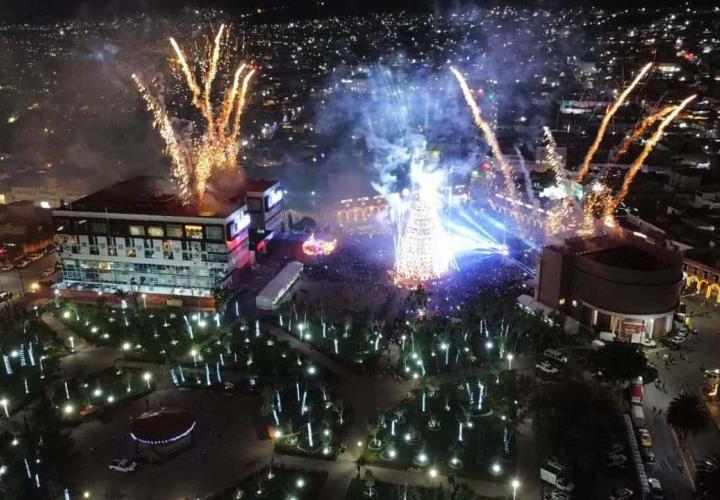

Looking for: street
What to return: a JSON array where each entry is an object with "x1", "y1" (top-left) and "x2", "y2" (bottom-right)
[{"x1": 641, "y1": 296, "x2": 720, "y2": 499}]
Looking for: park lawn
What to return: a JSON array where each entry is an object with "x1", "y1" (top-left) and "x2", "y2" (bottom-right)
[
  {"x1": 345, "y1": 478, "x2": 496, "y2": 500},
  {"x1": 0, "y1": 317, "x2": 65, "y2": 415},
  {"x1": 56, "y1": 302, "x2": 229, "y2": 365},
  {"x1": 212, "y1": 466, "x2": 326, "y2": 500},
  {"x1": 49, "y1": 366, "x2": 151, "y2": 424},
  {"x1": 362, "y1": 371, "x2": 519, "y2": 481}
]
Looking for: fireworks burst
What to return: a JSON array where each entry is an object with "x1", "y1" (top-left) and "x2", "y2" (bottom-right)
[
  {"x1": 603, "y1": 94, "x2": 697, "y2": 221},
  {"x1": 133, "y1": 24, "x2": 256, "y2": 203},
  {"x1": 575, "y1": 62, "x2": 653, "y2": 183},
  {"x1": 611, "y1": 105, "x2": 675, "y2": 163},
  {"x1": 450, "y1": 67, "x2": 519, "y2": 204}
]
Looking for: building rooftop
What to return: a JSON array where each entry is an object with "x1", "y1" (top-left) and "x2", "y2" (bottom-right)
[
  {"x1": 60, "y1": 176, "x2": 246, "y2": 219},
  {"x1": 245, "y1": 179, "x2": 279, "y2": 194},
  {"x1": 561, "y1": 232, "x2": 679, "y2": 271}
]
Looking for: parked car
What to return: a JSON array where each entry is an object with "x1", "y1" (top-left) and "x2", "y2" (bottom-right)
[
  {"x1": 555, "y1": 475, "x2": 575, "y2": 492},
  {"x1": 641, "y1": 338, "x2": 657, "y2": 348},
  {"x1": 610, "y1": 488, "x2": 634, "y2": 500},
  {"x1": 536, "y1": 360, "x2": 559, "y2": 374},
  {"x1": 704, "y1": 368, "x2": 720, "y2": 381},
  {"x1": 0, "y1": 263, "x2": 13, "y2": 272},
  {"x1": 640, "y1": 447, "x2": 655, "y2": 463},
  {"x1": 637, "y1": 428, "x2": 652, "y2": 447},
  {"x1": 0, "y1": 291, "x2": 11, "y2": 302},
  {"x1": 108, "y1": 458, "x2": 137, "y2": 472},
  {"x1": 545, "y1": 492, "x2": 571, "y2": 500},
  {"x1": 605, "y1": 453, "x2": 628, "y2": 468},
  {"x1": 648, "y1": 477, "x2": 663, "y2": 499},
  {"x1": 668, "y1": 331, "x2": 689, "y2": 345},
  {"x1": 41, "y1": 267, "x2": 56, "y2": 277},
  {"x1": 15, "y1": 260, "x2": 29, "y2": 269},
  {"x1": 544, "y1": 348, "x2": 568, "y2": 364}
]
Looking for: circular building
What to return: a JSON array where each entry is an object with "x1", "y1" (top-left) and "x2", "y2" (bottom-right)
[
  {"x1": 130, "y1": 408, "x2": 196, "y2": 461},
  {"x1": 536, "y1": 232, "x2": 682, "y2": 340}
]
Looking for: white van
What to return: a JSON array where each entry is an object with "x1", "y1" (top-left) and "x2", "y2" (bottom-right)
[
  {"x1": 544, "y1": 348, "x2": 568, "y2": 364},
  {"x1": 630, "y1": 404, "x2": 645, "y2": 428}
]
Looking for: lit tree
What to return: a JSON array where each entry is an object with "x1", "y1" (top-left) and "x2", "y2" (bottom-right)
[{"x1": 395, "y1": 196, "x2": 451, "y2": 284}]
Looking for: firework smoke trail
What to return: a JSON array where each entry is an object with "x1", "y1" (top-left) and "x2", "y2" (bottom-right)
[
  {"x1": 450, "y1": 67, "x2": 519, "y2": 203},
  {"x1": 231, "y1": 69, "x2": 256, "y2": 140},
  {"x1": 542, "y1": 126, "x2": 565, "y2": 190},
  {"x1": 610, "y1": 105, "x2": 675, "y2": 163},
  {"x1": 202, "y1": 24, "x2": 226, "y2": 134},
  {"x1": 134, "y1": 24, "x2": 256, "y2": 203},
  {"x1": 169, "y1": 37, "x2": 203, "y2": 112},
  {"x1": 575, "y1": 63, "x2": 653, "y2": 183},
  {"x1": 515, "y1": 146, "x2": 538, "y2": 208},
  {"x1": 132, "y1": 74, "x2": 191, "y2": 199},
  {"x1": 604, "y1": 95, "x2": 696, "y2": 220}
]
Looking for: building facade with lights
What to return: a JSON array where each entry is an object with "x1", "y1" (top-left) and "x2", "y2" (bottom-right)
[
  {"x1": 536, "y1": 231, "x2": 683, "y2": 340},
  {"x1": 52, "y1": 176, "x2": 256, "y2": 300},
  {"x1": 245, "y1": 179, "x2": 284, "y2": 250}
]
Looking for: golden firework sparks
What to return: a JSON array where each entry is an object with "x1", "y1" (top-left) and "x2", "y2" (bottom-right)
[
  {"x1": 603, "y1": 94, "x2": 696, "y2": 219},
  {"x1": 134, "y1": 24, "x2": 256, "y2": 203},
  {"x1": 451, "y1": 66, "x2": 519, "y2": 204},
  {"x1": 611, "y1": 105, "x2": 675, "y2": 163},
  {"x1": 575, "y1": 63, "x2": 653, "y2": 183},
  {"x1": 542, "y1": 126, "x2": 566, "y2": 191}
]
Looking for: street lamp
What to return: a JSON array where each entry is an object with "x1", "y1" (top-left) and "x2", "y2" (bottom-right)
[
  {"x1": 143, "y1": 372, "x2": 152, "y2": 389},
  {"x1": 507, "y1": 353, "x2": 514, "y2": 370},
  {"x1": 0, "y1": 398, "x2": 9, "y2": 417},
  {"x1": 190, "y1": 349, "x2": 198, "y2": 366},
  {"x1": 141, "y1": 293, "x2": 147, "y2": 308},
  {"x1": 511, "y1": 478, "x2": 520, "y2": 500}
]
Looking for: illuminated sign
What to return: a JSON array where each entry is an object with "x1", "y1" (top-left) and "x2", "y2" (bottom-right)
[
  {"x1": 267, "y1": 189, "x2": 283, "y2": 210},
  {"x1": 232, "y1": 212, "x2": 251, "y2": 236},
  {"x1": 302, "y1": 234, "x2": 337, "y2": 256}
]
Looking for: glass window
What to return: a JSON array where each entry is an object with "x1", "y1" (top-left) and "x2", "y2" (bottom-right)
[
  {"x1": 248, "y1": 198, "x2": 263, "y2": 212},
  {"x1": 185, "y1": 225, "x2": 203, "y2": 239},
  {"x1": 167, "y1": 224, "x2": 183, "y2": 238},
  {"x1": 90, "y1": 222, "x2": 107, "y2": 234},
  {"x1": 205, "y1": 225, "x2": 223, "y2": 241},
  {"x1": 126, "y1": 248, "x2": 137, "y2": 257},
  {"x1": 129, "y1": 225, "x2": 145, "y2": 236},
  {"x1": 148, "y1": 226, "x2": 164, "y2": 237}
]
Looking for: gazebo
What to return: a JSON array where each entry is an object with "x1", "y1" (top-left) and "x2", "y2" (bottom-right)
[{"x1": 130, "y1": 407, "x2": 196, "y2": 461}]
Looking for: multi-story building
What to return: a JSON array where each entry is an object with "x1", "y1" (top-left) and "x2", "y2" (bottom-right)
[
  {"x1": 245, "y1": 179, "x2": 284, "y2": 250},
  {"x1": 1, "y1": 177, "x2": 86, "y2": 208},
  {"x1": 52, "y1": 176, "x2": 257, "y2": 298},
  {"x1": 536, "y1": 231, "x2": 683, "y2": 340}
]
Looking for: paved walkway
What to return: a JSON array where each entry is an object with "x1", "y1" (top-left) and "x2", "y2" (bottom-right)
[
  {"x1": 266, "y1": 323, "x2": 538, "y2": 499},
  {"x1": 22, "y1": 311, "x2": 537, "y2": 499}
]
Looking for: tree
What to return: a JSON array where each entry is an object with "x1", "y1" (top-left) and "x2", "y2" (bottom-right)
[
  {"x1": 696, "y1": 455, "x2": 720, "y2": 499},
  {"x1": 666, "y1": 393, "x2": 710, "y2": 439},
  {"x1": 530, "y1": 380, "x2": 624, "y2": 494},
  {"x1": 592, "y1": 342, "x2": 648, "y2": 383},
  {"x1": 211, "y1": 279, "x2": 232, "y2": 314}
]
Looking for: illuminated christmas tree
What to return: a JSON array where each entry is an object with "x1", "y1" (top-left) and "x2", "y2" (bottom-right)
[{"x1": 394, "y1": 195, "x2": 451, "y2": 285}]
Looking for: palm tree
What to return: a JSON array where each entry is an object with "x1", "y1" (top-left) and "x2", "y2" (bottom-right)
[
  {"x1": 696, "y1": 455, "x2": 720, "y2": 499},
  {"x1": 666, "y1": 392, "x2": 710, "y2": 438}
]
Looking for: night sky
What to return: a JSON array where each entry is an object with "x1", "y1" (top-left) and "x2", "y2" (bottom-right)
[{"x1": 3, "y1": 0, "x2": 693, "y2": 24}]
